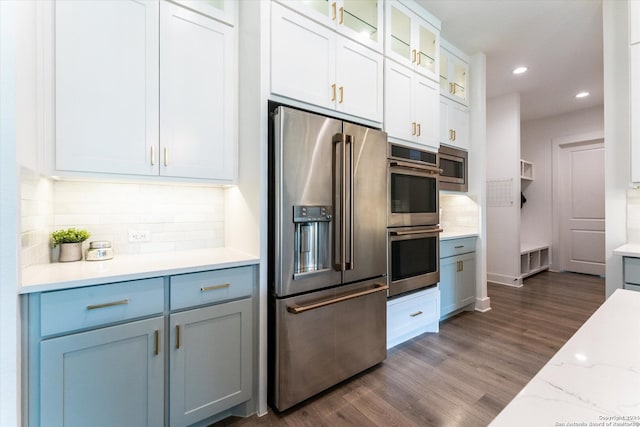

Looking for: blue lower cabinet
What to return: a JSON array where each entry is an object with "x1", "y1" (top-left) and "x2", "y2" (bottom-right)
[
  {"x1": 440, "y1": 237, "x2": 477, "y2": 319},
  {"x1": 169, "y1": 298, "x2": 252, "y2": 427},
  {"x1": 40, "y1": 317, "x2": 165, "y2": 427},
  {"x1": 27, "y1": 265, "x2": 256, "y2": 427}
]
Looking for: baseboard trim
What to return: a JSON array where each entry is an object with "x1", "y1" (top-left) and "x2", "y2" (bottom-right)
[
  {"x1": 475, "y1": 296, "x2": 491, "y2": 312},
  {"x1": 487, "y1": 273, "x2": 523, "y2": 287}
]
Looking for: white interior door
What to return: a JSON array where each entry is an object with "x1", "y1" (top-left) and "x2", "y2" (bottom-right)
[{"x1": 559, "y1": 141, "x2": 605, "y2": 275}]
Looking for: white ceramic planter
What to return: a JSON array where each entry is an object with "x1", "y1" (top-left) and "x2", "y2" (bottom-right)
[{"x1": 58, "y1": 242, "x2": 83, "y2": 262}]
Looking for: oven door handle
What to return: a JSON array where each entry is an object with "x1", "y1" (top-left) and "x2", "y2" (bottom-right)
[
  {"x1": 286, "y1": 283, "x2": 389, "y2": 314},
  {"x1": 389, "y1": 160, "x2": 443, "y2": 175},
  {"x1": 389, "y1": 228, "x2": 443, "y2": 236}
]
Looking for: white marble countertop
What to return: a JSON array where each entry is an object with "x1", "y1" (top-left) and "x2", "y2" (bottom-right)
[
  {"x1": 490, "y1": 289, "x2": 640, "y2": 427},
  {"x1": 21, "y1": 247, "x2": 259, "y2": 294},
  {"x1": 440, "y1": 229, "x2": 478, "y2": 240},
  {"x1": 613, "y1": 243, "x2": 640, "y2": 257}
]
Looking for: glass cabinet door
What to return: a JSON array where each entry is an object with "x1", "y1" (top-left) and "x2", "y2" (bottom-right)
[
  {"x1": 389, "y1": 4, "x2": 412, "y2": 62},
  {"x1": 416, "y1": 22, "x2": 436, "y2": 75},
  {"x1": 452, "y1": 57, "x2": 468, "y2": 102},
  {"x1": 440, "y1": 48, "x2": 469, "y2": 105},
  {"x1": 342, "y1": 0, "x2": 380, "y2": 44},
  {"x1": 439, "y1": 49, "x2": 449, "y2": 93},
  {"x1": 279, "y1": 0, "x2": 381, "y2": 50},
  {"x1": 386, "y1": 1, "x2": 439, "y2": 80}
]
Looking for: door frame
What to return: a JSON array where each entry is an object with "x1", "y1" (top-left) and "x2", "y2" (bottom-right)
[{"x1": 551, "y1": 131, "x2": 604, "y2": 272}]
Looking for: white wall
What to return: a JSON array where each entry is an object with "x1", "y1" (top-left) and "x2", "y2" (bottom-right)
[
  {"x1": 520, "y1": 106, "x2": 605, "y2": 269},
  {"x1": 232, "y1": 0, "x2": 270, "y2": 416},
  {"x1": 486, "y1": 93, "x2": 522, "y2": 286},
  {"x1": 603, "y1": 0, "x2": 629, "y2": 298},
  {"x1": 1, "y1": 1, "x2": 21, "y2": 425},
  {"x1": 468, "y1": 52, "x2": 490, "y2": 311}
]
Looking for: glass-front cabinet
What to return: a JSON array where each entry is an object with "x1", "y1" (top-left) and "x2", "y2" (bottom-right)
[
  {"x1": 440, "y1": 40, "x2": 469, "y2": 106},
  {"x1": 385, "y1": 0, "x2": 439, "y2": 81},
  {"x1": 277, "y1": 0, "x2": 383, "y2": 52}
]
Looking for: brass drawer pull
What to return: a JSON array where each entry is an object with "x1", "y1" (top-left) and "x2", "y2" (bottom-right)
[
  {"x1": 154, "y1": 330, "x2": 160, "y2": 356},
  {"x1": 410, "y1": 311, "x2": 423, "y2": 317},
  {"x1": 86, "y1": 299, "x2": 129, "y2": 310},
  {"x1": 200, "y1": 283, "x2": 231, "y2": 292}
]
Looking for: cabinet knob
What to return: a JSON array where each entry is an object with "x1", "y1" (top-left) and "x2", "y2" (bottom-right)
[
  {"x1": 339, "y1": 86, "x2": 344, "y2": 104},
  {"x1": 331, "y1": 2, "x2": 337, "y2": 20},
  {"x1": 151, "y1": 146, "x2": 156, "y2": 166},
  {"x1": 412, "y1": 122, "x2": 416, "y2": 135},
  {"x1": 331, "y1": 83, "x2": 337, "y2": 102},
  {"x1": 416, "y1": 123, "x2": 421, "y2": 137},
  {"x1": 339, "y1": 6, "x2": 344, "y2": 24}
]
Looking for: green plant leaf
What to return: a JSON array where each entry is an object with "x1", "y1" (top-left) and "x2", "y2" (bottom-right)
[{"x1": 50, "y1": 228, "x2": 91, "y2": 246}]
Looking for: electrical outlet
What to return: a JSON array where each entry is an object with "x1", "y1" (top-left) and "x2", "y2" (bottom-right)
[{"x1": 128, "y1": 229, "x2": 150, "y2": 242}]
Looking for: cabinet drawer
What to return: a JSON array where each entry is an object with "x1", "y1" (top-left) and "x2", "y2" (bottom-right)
[
  {"x1": 440, "y1": 237, "x2": 476, "y2": 258},
  {"x1": 40, "y1": 278, "x2": 164, "y2": 336},
  {"x1": 624, "y1": 257, "x2": 640, "y2": 285},
  {"x1": 170, "y1": 266, "x2": 253, "y2": 310},
  {"x1": 624, "y1": 283, "x2": 640, "y2": 292},
  {"x1": 387, "y1": 287, "x2": 440, "y2": 348}
]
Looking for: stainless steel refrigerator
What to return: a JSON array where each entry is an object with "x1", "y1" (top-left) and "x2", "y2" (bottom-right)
[{"x1": 269, "y1": 106, "x2": 388, "y2": 411}]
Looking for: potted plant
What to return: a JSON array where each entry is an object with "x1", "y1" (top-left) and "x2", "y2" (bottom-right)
[{"x1": 51, "y1": 228, "x2": 91, "y2": 262}]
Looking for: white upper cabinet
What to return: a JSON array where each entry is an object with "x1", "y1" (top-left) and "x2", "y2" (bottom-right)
[
  {"x1": 632, "y1": 44, "x2": 640, "y2": 183},
  {"x1": 440, "y1": 42, "x2": 469, "y2": 106},
  {"x1": 160, "y1": 1, "x2": 236, "y2": 181},
  {"x1": 276, "y1": 0, "x2": 383, "y2": 52},
  {"x1": 439, "y1": 97, "x2": 469, "y2": 150},
  {"x1": 55, "y1": 0, "x2": 159, "y2": 176},
  {"x1": 385, "y1": 0, "x2": 440, "y2": 82},
  {"x1": 335, "y1": 36, "x2": 383, "y2": 122},
  {"x1": 385, "y1": 60, "x2": 439, "y2": 150},
  {"x1": 271, "y1": 2, "x2": 383, "y2": 123},
  {"x1": 52, "y1": 0, "x2": 237, "y2": 183},
  {"x1": 631, "y1": 2, "x2": 640, "y2": 183},
  {"x1": 631, "y1": 0, "x2": 640, "y2": 45},
  {"x1": 271, "y1": 3, "x2": 336, "y2": 111}
]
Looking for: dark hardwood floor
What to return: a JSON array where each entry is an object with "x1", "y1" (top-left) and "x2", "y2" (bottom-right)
[{"x1": 213, "y1": 271, "x2": 605, "y2": 427}]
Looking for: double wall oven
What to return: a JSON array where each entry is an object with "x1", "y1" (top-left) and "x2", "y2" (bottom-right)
[{"x1": 387, "y1": 144, "x2": 442, "y2": 297}]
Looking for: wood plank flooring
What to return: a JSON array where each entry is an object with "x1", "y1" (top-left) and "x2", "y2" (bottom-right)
[{"x1": 213, "y1": 271, "x2": 605, "y2": 427}]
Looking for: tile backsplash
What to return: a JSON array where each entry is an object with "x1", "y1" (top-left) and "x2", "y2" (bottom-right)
[
  {"x1": 21, "y1": 168, "x2": 54, "y2": 267},
  {"x1": 21, "y1": 171, "x2": 226, "y2": 267},
  {"x1": 439, "y1": 193, "x2": 479, "y2": 233},
  {"x1": 628, "y1": 188, "x2": 640, "y2": 243}
]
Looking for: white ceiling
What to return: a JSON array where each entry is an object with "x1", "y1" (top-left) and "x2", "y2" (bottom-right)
[{"x1": 416, "y1": 0, "x2": 604, "y2": 121}]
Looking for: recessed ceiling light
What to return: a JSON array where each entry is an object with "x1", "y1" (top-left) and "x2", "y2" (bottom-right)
[
  {"x1": 576, "y1": 91, "x2": 590, "y2": 98},
  {"x1": 512, "y1": 66, "x2": 528, "y2": 75}
]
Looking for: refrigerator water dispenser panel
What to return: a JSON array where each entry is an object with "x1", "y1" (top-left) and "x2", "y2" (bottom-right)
[{"x1": 293, "y1": 205, "x2": 332, "y2": 277}]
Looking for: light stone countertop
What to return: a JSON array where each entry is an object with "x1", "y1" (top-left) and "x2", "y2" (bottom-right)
[
  {"x1": 489, "y1": 289, "x2": 640, "y2": 427},
  {"x1": 440, "y1": 229, "x2": 478, "y2": 240},
  {"x1": 613, "y1": 243, "x2": 640, "y2": 258},
  {"x1": 21, "y1": 247, "x2": 259, "y2": 294}
]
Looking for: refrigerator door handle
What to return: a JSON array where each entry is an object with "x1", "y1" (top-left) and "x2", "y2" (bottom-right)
[
  {"x1": 346, "y1": 134, "x2": 354, "y2": 271},
  {"x1": 333, "y1": 133, "x2": 347, "y2": 272},
  {"x1": 286, "y1": 283, "x2": 389, "y2": 314}
]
